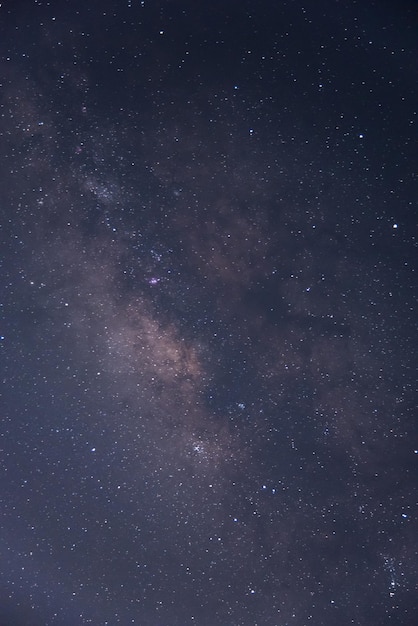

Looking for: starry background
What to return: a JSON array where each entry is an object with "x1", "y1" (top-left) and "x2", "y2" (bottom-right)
[{"x1": 0, "y1": 1, "x2": 417, "y2": 625}]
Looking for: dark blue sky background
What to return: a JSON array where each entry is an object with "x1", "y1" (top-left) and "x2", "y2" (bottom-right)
[{"x1": 0, "y1": 1, "x2": 417, "y2": 624}]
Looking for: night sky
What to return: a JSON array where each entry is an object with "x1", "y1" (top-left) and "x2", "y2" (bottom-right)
[{"x1": 1, "y1": 1, "x2": 417, "y2": 625}]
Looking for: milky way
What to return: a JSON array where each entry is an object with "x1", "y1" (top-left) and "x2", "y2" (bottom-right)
[{"x1": 1, "y1": 1, "x2": 417, "y2": 625}]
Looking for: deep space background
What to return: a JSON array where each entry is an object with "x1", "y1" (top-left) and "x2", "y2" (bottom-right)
[{"x1": 0, "y1": 1, "x2": 417, "y2": 625}]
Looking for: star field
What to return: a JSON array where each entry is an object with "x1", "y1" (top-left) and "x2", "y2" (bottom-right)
[{"x1": 0, "y1": 1, "x2": 417, "y2": 625}]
